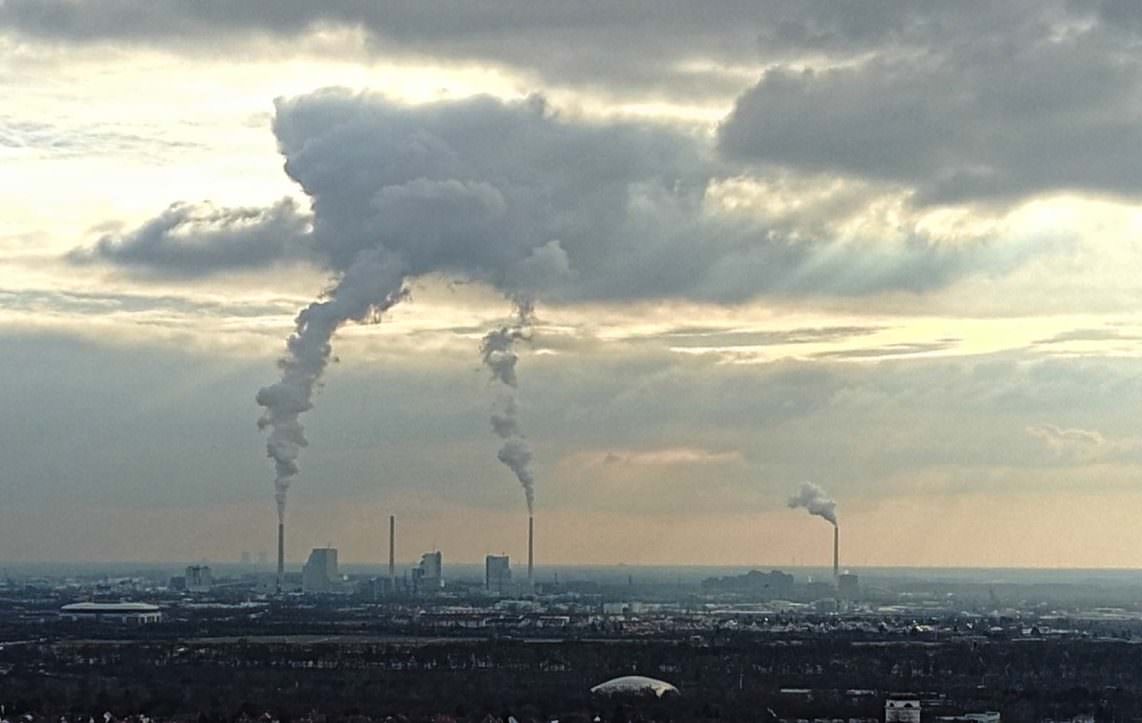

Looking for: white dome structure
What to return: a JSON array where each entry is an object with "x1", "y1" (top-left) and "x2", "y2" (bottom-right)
[{"x1": 590, "y1": 676, "x2": 679, "y2": 697}]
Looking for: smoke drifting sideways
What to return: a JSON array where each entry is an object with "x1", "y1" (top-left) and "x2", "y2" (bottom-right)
[
  {"x1": 76, "y1": 90, "x2": 1014, "y2": 521},
  {"x1": 249, "y1": 90, "x2": 665, "y2": 520},
  {"x1": 256, "y1": 250, "x2": 408, "y2": 521},
  {"x1": 481, "y1": 299, "x2": 536, "y2": 514},
  {"x1": 788, "y1": 482, "x2": 837, "y2": 527}
]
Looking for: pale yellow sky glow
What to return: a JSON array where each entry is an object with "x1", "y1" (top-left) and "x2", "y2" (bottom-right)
[{"x1": 4, "y1": 5, "x2": 1142, "y2": 568}]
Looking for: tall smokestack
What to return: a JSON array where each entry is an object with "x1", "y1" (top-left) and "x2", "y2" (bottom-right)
[
  {"x1": 276, "y1": 521, "x2": 285, "y2": 592},
  {"x1": 528, "y1": 515, "x2": 534, "y2": 588},
  {"x1": 833, "y1": 525, "x2": 839, "y2": 585},
  {"x1": 388, "y1": 515, "x2": 396, "y2": 581}
]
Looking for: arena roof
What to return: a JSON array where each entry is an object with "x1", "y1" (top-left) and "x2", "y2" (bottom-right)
[
  {"x1": 590, "y1": 676, "x2": 679, "y2": 697},
  {"x1": 60, "y1": 602, "x2": 160, "y2": 613}
]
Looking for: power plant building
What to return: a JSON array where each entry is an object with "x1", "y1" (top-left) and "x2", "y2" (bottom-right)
[
  {"x1": 302, "y1": 547, "x2": 339, "y2": 593},
  {"x1": 485, "y1": 554, "x2": 512, "y2": 593},
  {"x1": 412, "y1": 550, "x2": 443, "y2": 591},
  {"x1": 185, "y1": 565, "x2": 213, "y2": 592},
  {"x1": 838, "y1": 572, "x2": 859, "y2": 599}
]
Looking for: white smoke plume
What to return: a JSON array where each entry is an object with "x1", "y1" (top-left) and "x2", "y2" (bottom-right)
[
  {"x1": 72, "y1": 91, "x2": 1006, "y2": 523},
  {"x1": 788, "y1": 482, "x2": 837, "y2": 527},
  {"x1": 481, "y1": 299, "x2": 536, "y2": 513},
  {"x1": 255, "y1": 249, "x2": 407, "y2": 521}
]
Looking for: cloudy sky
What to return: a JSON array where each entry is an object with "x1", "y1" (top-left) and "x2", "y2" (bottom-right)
[{"x1": 4, "y1": 0, "x2": 1142, "y2": 568}]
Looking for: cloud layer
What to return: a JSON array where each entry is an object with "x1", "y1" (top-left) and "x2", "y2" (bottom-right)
[
  {"x1": 71, "y1": 90, "x2": 1047, "y2": 302},
  {"x1": 70, "y1": 198, "x2": 312, "y2": 276}
]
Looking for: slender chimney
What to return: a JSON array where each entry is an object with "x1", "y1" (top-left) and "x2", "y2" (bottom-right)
[
  {"x1": 388, "y1": 515, "x2": 396, "y2": 581},
  {"x1": 833, "y1": 525, "x2": 839, "y2": 585},
  {"x1": 276, "y1": 521, "x2": 285, "y2": 592},
  {"x1": 528, "y1": 515, "x2": 534, "y2": 588}
]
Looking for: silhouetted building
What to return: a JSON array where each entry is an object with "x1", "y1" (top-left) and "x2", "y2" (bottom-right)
[
  {"x1": 412, "y1": 550, "x2": 443, "y2": 591},
  {"x1": 838, "y1": 572, "x2": 860, "y2": 599},
  {"x1": 185, "y1": 565, "x2": 213, "y2": 592},
  {"x1": 486, "y1": 554, "x2": 512, "y2": 593},
  {"x1": 302, "y1": 547, "x2": 339, "y2": 593},
  {"x1": 701, "y1": 569, "x2": 794, "y2": 597}
]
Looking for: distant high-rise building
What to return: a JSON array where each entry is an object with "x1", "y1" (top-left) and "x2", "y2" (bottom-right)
[
  {"x1": 411, "y1": 550, "x2": 443, "y2": 591},
  {"x1": 241, "y1": 550, "x2": 252, "y2": 565},
  {"x1": 185, "y1": 565, "x2": 212, "y2": 593},
  {"x1": 302, "y1": 548, "x2": 339, "y2": 593},
  {"x1": 485, "y1": 554, "x2": 512, "y2": 593},
  {"x1": 838, "y1": 572, "x2": 859, "y2": 599},
  {"x1": 256, "y1": 550, "x2": 269, "y2": 567}
]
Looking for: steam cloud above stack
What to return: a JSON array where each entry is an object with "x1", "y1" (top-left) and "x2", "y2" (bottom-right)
[
  {"x1": 480, "y1": 299, "x2": 537, "y2": 513},
  {"x1": 75, "y1": 89, "x2": 1008, "y2": 516},
  {"x1": 242, "y1": 90, "x2": 712, "y2": 517},
  {"x1": 788, "y1": 482, "x2": 838, "y2": 526}
]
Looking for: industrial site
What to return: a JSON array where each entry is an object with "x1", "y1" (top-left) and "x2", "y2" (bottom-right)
[
  {"x1": 7, "y1": 540, "x2": 1142, "y2": 723},
  {"x1": 9, "y1": 1, "x2": 1142, "y2": 723}
]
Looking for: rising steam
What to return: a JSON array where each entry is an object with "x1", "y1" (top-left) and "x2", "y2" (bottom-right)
[
  {"x1": 256, "y1": 250, "x2": 408, "y2": 521},
  {"x1": 481, "y1": 299, "x2": 536, "y2": 513},
  {"x1": 788, "y1": 482, "x2": 838, "y2": 526}
]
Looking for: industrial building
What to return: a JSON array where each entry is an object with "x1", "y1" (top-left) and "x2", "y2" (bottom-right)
[
  {"x1": 485, "y1": 554, "x2": 512, "y2": 593},
  {"x1": 59, "y1": 602, "x2": 162, "y2": 625},
  {"x1": 185, "y1": 564, "x2": 213, "y2": 592},
  {"x1": 838, "y1": 572, "x2": 859, "y2": 599},
  {"x1": 412, "y1": 550, "x2": 443, "y2": 591},
  {"x1": 302, "y1": 547, "x2": 339, "y2": 593}
]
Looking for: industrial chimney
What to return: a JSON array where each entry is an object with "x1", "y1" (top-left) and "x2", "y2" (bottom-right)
[
  {"x1": 276, "y1": 521, "x2": 285, "y2": 593},
  {"x1": 527, "y1": 515, "x2": 534, "y2": 588},
  {"x1": 833, "y1": 525, "x2": 839, "y2": 586},
  {"x1": 388, "y1": 515, "x2": 396, "y2": 581}
]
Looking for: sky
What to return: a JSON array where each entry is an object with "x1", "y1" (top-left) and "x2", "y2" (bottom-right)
[{"x1": 4, "y1": 0, "x2": 1142, "y2": 568}]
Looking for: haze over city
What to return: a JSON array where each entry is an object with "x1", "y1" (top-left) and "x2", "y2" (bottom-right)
[{"x1": 5, "y1": 0, "x2": 1142, "y2": 569}]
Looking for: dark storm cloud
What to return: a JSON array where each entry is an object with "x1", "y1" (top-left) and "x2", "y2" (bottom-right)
[
  {"x1": 68, "y1": 198, "x2": 312, "y2": 276},
  {"x1": 4, "y1": 1, "x2": 1129, "y2": 113},
  {"x1": 719, "y1": 2, "x2": 1142, "y2": 203},
  {"x1": 70, "y1": 90, "x2": 1048, "y2": 299},
  {"x1": 0, "y1": 0, "x2": 772, "y2": 99}
]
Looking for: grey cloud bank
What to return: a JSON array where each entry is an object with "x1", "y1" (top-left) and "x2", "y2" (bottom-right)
[
  {"x1": 13, "y1": 1, "x2": 1142, "y2": 213},
  {"x1": 718, "y1": 27, "x2": 1142, "y2": 204},
  {"x1": 68, "y1": 199, "x2": 312, "y2": 277},
  {"x1": 75, "y1": 90, "x2": 1040, "y2": 301}
]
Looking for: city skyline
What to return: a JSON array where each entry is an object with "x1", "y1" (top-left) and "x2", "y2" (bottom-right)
[{"x1": 4, "y1": 1, "x2": 1142, "y2": 567}]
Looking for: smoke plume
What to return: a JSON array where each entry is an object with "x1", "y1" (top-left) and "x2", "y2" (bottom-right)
[
  {"x1": 481, "y1": 299, "x2": 536, "y2": 513},
  {"x1": 788, "y1": 482, "x2": 838, "y2": 526},
  {"x1": 255, "y1": 249, "x2": 407, "y2": 521}
]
